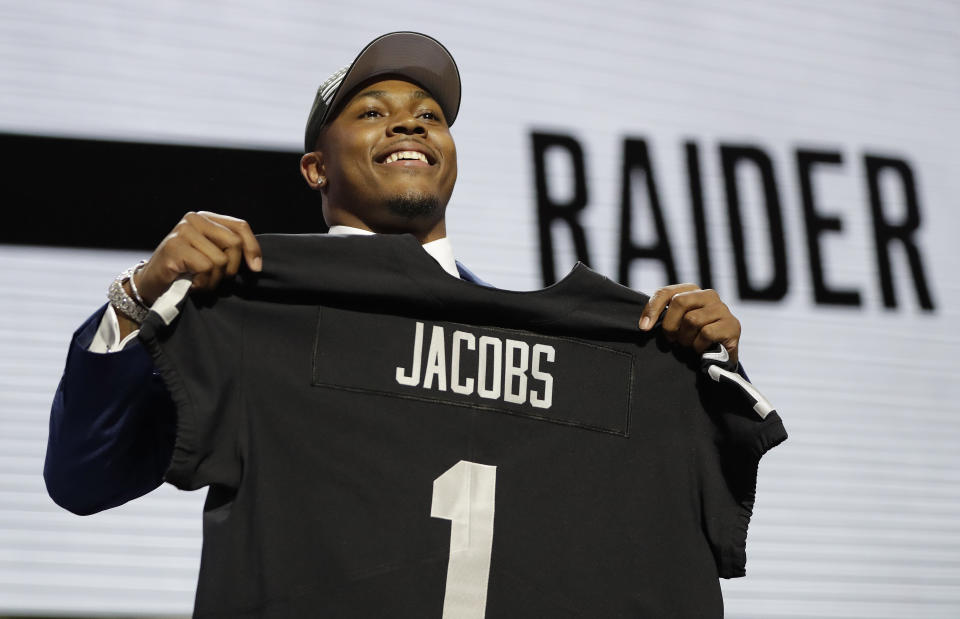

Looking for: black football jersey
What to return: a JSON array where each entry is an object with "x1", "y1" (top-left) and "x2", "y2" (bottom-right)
[{"x1": 138, "y1": 233, "x2": 786, "y2": 619}]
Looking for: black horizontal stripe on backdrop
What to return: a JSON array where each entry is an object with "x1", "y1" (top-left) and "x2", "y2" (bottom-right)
[{"x1": 1, "y1": 132, "x2": 326, "y2": 251}]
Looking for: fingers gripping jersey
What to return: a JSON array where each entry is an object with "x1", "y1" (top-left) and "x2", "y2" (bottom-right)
[{"x1": 138, "y1": 234, "x2": 787, "y2": 619}]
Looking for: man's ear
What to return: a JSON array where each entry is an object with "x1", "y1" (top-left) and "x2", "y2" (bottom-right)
[{"x1": 299, "y1": 151, "x2": 326, "y2": 190}]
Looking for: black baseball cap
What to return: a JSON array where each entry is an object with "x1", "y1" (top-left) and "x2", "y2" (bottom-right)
[{"x1": 303, "y1": 32, "x2": 461, "y2": 152}]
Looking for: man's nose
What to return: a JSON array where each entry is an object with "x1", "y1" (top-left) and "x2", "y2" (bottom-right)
[{"x1": 388, "y1": 117, "x2": 426, "y2": 136}]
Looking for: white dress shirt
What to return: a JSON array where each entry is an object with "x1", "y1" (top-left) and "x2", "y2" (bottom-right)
[{"x1": 89, "y1": 226, "x2": 460, "y2": 353}]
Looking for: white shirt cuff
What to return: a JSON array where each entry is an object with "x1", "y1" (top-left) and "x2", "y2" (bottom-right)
[{"x1": 88, "y1": 304, "x2": 142, "y2": 353}]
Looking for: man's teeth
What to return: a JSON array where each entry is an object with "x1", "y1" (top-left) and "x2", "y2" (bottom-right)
[{"x1": 383, "y1": 151, "x2": 429, "y2": 164}]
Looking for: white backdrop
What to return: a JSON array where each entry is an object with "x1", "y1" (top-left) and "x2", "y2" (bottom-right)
[{"x1": 1, "y1": 0, "x2": 958, "y2": 617}]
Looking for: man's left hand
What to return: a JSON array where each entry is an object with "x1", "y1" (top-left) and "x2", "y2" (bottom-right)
[{"x1": 638, "y1": 284, "x2": 741, "y2": 366}]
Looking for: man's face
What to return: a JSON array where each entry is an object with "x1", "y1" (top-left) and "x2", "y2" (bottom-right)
[{"x1": 310, "y1": 78, "x2": 458, "y2": 238}]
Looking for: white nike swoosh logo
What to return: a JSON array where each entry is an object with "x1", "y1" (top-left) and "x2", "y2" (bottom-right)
[{"x1": 702, "y1": 345, "x2": 729, "y2": 364}]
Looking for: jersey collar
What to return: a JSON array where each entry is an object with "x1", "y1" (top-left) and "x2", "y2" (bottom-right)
[{"x1": 327, "y1": 225, "x2": 460, "y2": 280}]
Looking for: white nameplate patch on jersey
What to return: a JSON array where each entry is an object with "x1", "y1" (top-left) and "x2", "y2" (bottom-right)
[{"x1": 312, "y1": 307, "x2": 635, "y2": 435}]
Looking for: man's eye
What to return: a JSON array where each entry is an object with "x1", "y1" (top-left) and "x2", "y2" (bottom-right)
[
  {"x1": 418, "y1": 110, "x2": 440, "y2": 121},
  {"x1": 359, "y1": 110, "x2": 382, "y2": 118}
]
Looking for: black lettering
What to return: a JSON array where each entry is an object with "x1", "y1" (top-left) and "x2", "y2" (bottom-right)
[
  {"x1": 864, "y1": 155, "x2": 935, "y2": 310},
  {"x1": 531, "y1": 132, "x2": 591, "y2": 285},
  {"x1": 720, "y1": 145, "x2": 788, "y2": 301},
  {"x1": 618, "y1": 138, "x2": 678, "y2": 287},
  {"x1": 685, "y1": 141, "x2": 713, "y2": 289},
  {"x1": 796, "y1": 149, "x2": 861, "y2": 306}
]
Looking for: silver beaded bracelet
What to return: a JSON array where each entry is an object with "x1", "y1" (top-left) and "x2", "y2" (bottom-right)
[{"x1": 107, "y1": 261, "x2": 149, "y2": 323}]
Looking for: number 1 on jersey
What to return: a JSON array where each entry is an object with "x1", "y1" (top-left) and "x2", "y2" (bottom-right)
[{"x1": 431, "y1": 460, "x2": 497, "y2": 619}]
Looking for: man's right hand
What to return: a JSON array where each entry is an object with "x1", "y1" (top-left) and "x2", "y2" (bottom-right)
[
  {"x1": 134, "y1": 211, "x2": 262, "y2": 305},
  {"x1": 117, "y1": 212, "x2": 262, "y2": 339}
]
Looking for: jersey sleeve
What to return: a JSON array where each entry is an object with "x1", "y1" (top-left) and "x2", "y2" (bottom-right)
[
  {"x1": 696, "y1": 351, "x2": 788, "y2": 578},
  {"x1": 137, "y1": 292, "x2": 246, "y2": 491}
]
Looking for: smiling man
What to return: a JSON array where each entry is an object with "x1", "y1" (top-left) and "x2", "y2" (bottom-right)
[
  {"x1": 44, "y1": 32, "x2": 777, "y2": 617},
  {"x1": 301, "y1": 78, "x2": 457, "y2": 241}
]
